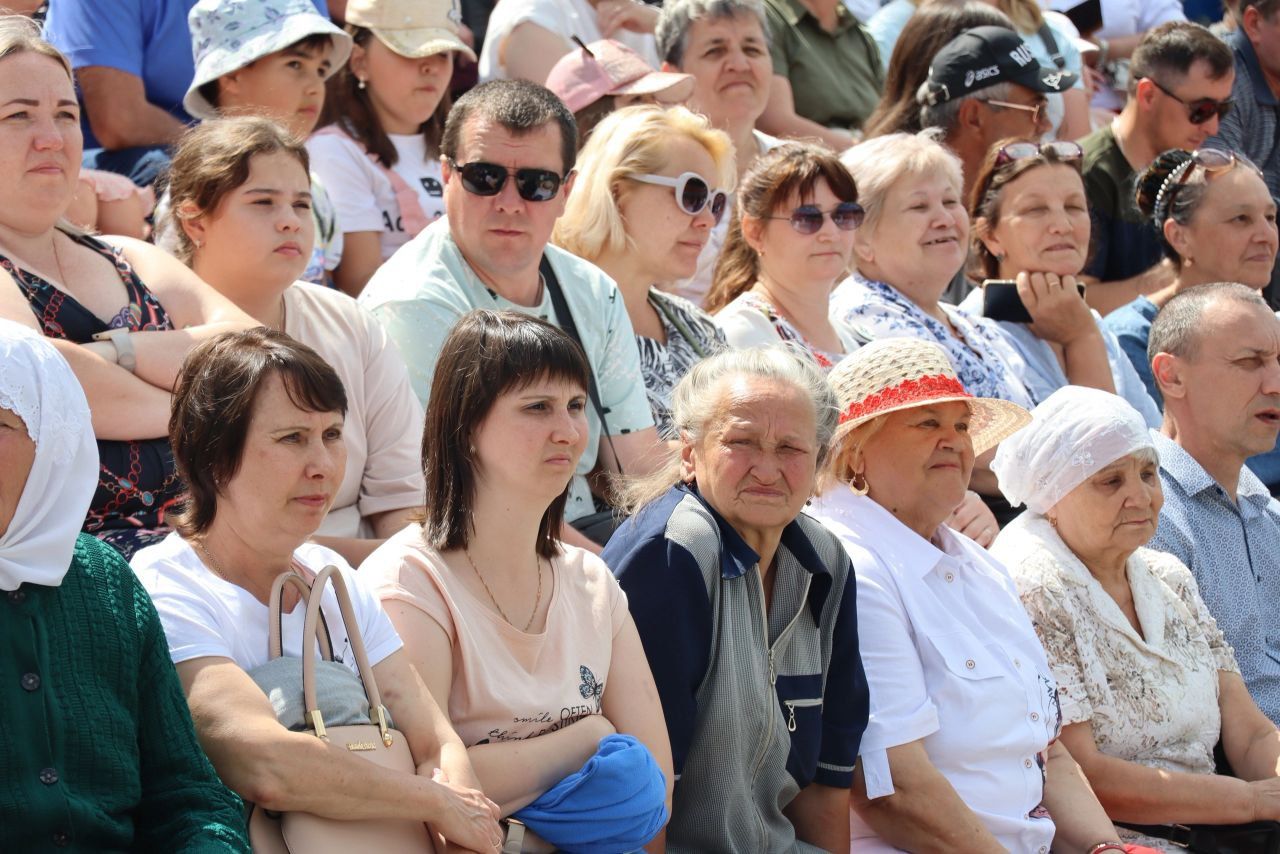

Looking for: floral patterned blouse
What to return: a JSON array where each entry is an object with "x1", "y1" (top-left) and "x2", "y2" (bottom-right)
[
  {"x1": 714, "y1": 290, "x2": 865, "y2": 371},
  {"x1": 992, "y1": 513, "x2": 1239, "y2": 847},
  {"x1": 638, "y1": 290, "x2": 725, "y2": 439},
  {"x1": 830, "y1": 273, "x2": 1036, "y2": 408}
]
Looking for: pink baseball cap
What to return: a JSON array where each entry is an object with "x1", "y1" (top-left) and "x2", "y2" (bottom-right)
[{"x1": 547, "y1": 39, "x2": 695, "y2": 114}]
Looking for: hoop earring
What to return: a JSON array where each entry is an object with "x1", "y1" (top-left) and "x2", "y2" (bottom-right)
[
  {"x1": 849, "y1": 472, "x2": 869, "y2": 496},
  {"x1": 1047, "y1": 515, "x2": 1058, "y2": 529}
]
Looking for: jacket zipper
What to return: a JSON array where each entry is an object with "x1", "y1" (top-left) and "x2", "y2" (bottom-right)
[{"x1": 784, "y1": 697, "x2": 824, "y2": 732}]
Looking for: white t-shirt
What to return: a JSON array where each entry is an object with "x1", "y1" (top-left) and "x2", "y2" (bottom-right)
[
  {"x1": 479, "y1": 0, "x2": 660, "y2": 82},
  {"x1": 306, "y1": 131, "x2": 446, "y2": 261},
  {"x1": 132, "y1": 534, "x2": 403, "y2": 674}
]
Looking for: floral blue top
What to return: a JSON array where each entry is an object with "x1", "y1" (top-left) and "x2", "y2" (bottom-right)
[{"x1": 831, "y1": 273, "x2": 1036, "y2": 408}]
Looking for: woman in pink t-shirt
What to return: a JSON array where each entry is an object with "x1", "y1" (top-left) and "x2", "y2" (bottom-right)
[{"x1": 361, "y1": 309, "x2": 673, "y2": 848}]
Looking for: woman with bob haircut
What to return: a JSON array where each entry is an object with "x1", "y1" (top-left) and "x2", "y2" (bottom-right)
[
  {"x1": 706, "y1": 142, "x2": 865, "y2": 371},
  {"x1": 131, "y1": 328, "x2": 502, "y2": 852},
  {"x1": 603, "y1": 346, "x2": 868, "y2": 853},
  {"x1": 361, "y1": 310, "x2": 673, "y2": 851},
  {"x1": 166, "y1": 116, "x2": 425, "y2": 566},
  {"x1": 553, "y1": 105, "x2": 731, "y2": 438}
]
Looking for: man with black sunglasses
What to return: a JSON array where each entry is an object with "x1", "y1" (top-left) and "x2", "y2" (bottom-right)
[
  {"x1": 359, "y1": 79, "x2": 662, "y2": 553},
  {"x1": 1211, "y1": 0, "x2": 1280, "y2": 308},
  {"x1": 1078, "y1": 21, "x2": 1233, "y2": 314}
]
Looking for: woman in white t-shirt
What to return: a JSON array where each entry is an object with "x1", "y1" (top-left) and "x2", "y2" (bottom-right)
[
  {"x1": 167, "y1": 117, "x2": 424, "y2": 568},
  {"x1": 308, "y1": 0, "x2": 475, "y2": 295},
  {"x1": 131, "y1": 327, "x2": 502, "y2": 852},
  {"x1": 361, "y1": 310, "x2": 673, "y2": 850}
]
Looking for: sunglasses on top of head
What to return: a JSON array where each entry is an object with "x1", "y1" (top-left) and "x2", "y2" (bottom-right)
[
  {"x1": 764, "y1": 201, "x2": 865, "y2": 235},
  {"x1": 994, "y1": 140, "x2": 1084, "y2": 167},
  {"x1": 1145, "y1": 77, "x2": 1233, "y2": 125},
  {"x1": 448, "y1": 159, "x2": 567, "y2": 202},
  {"x1": 628, "y1": 172, "x2": 729, "y2": 224}
]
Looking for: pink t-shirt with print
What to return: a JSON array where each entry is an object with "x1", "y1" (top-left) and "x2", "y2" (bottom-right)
[{"x1": 362, "y1": 525, "x2": 628, "y2": 745}]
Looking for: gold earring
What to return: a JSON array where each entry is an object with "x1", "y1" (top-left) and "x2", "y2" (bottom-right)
[{"x1": 849, "y1": 472, "x2": 869, "y2": 496}]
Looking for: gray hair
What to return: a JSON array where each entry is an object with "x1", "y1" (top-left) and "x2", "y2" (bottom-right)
[
  {"x1": 1148, "y1": 282, "x2": 1270, "y2": 364},
  {"x1": 615, "y1": 346, "x2": 838, "y2": 513},
  {"x1": 655, "y1": 0, "x2": 771, "y2": 67},
  {"x1": 840, "y1": 131, "x2": 964, "y2": 233},
  {"x1": 917, "y1": 81, "x2": 1014, "y2": 135}
]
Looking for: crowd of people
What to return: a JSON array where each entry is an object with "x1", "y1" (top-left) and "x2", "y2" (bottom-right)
[{"x1": 5, "y1": 0, "x2": 1280, "y2": 850}]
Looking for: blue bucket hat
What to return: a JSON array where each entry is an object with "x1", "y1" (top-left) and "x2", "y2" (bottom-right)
[{"x1": 185, "y1": 0, "x2": 353, "y2": 120}]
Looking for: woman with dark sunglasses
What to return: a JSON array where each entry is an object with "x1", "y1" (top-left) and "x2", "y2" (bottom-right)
[
  {"x1": 705, "y1": 142, "x2": 866, "y2": 372},
  {"x1": 553, "y1": 105, "x2": 733, "y2": 439},
  {"x1": 964, "y1": 138, "x2": 1163, "y2": 428}
]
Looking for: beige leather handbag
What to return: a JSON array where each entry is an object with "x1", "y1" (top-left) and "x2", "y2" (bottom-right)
[{"x1": 248, "y1": 565, "x2": 435, "y2": 854}]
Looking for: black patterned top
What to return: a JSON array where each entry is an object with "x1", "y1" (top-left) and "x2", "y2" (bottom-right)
[
  {"x1": 637, "y1": 290, "x2": 726, "y2": 439},
  {"x1": 5, "y1": 231, "x2": 181, "y2": 559}
]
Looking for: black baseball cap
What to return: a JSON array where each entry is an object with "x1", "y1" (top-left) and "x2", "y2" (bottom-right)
[{"x1": 918, "y1": 26, "x2": 1078, "y2": 106}]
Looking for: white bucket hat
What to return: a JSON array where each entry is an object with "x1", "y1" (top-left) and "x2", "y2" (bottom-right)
[
  {"x1": 345, "y1": 0, "x2": 477, "y2": 63},
  {"x1": 185, "y1": 0, "x2": 353, "y2": 120},
  {"x1": 829, "y1": 337, "x2": 1031, "y2": 456}
]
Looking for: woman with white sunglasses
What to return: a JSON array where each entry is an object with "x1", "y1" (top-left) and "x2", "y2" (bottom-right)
[
  {"x1": 553, "y1": 105, "x2": 733, "y2": 438},
  {"x1": 705, "y1": 142, "x2": 866, "y2": 372}
]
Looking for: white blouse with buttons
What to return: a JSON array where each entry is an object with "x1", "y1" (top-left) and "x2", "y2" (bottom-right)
[{"x1": 810, "y1": 488, "x2": 1060, "y2": 853}]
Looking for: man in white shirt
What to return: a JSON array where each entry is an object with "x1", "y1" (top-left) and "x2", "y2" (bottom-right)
[{"x1": 359, "y1": 80, "x2": 662, "y2": 551}]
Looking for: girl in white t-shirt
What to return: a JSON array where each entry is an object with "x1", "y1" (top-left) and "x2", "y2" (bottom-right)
[
  {"x1": 308, "y1": 0, "x2": 476, "y2": 295},
  {"x1": 361, "y1": 310, "x2": 673, "y2": 848},
  {"x1": 131, "y1": 327, "x2": 502, "y2": 851}
]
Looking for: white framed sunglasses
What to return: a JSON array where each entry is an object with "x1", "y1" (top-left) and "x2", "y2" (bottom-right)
[{"x1": 629, "y1": 172, "x2": 729, "y2": 224}]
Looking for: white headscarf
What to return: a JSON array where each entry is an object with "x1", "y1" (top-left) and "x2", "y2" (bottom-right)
[
  {"x1": 992, "y1": 386, "x2": 1155, "y2": 515},
  {"x1": 0, "y1": 319, "x2": 98, "y2": 590}
]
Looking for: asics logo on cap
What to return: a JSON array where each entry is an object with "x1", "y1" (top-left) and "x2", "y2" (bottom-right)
[
  {"x1": 1008, "y1": 44, "x2": 1035, "y2": 67},
  {"x1": 964, "y1": 65, "x2": 1000, "y2": 88}
]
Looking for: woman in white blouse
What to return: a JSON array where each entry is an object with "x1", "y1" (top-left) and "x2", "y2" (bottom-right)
[
  {"x1": 991, "y1": 386, "x2": 1280, "y2": 845},
  {"x1": 811, "y1": 337, "x2": 1130, "y2": 853}
]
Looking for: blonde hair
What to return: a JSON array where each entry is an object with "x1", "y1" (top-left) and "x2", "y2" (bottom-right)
[
  {"x1": 988, "y1": 0, "x2": 1043, "y2": 32},
  {"x1": 0, "y1": 15, "x2": 72, "y2": 79},
  {"x1": 839, "y1": 132, "x2": 963, "y2": 235},
  {"x1": 552, "y1": 105, "x2": 735, "y2": 262}
]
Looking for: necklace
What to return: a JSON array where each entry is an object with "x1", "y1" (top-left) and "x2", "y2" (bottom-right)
[
  {"x1": 50, "y1": 231, "x2": 68, "y2": 286},
  {"x1": 463, "y1": 546, "x2": 543, "y2": 632},
  {"x1": 193, "y1": 538, "x2": 231, "y2": 583}
]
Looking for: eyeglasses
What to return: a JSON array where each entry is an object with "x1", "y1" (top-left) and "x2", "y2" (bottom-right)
[
  {"x1": 765, "y1": 202, "x2": 865, "y2": 234},
  {"x1": 994, "y1": 140, "x2": 1084, "y2": 167},
  {"x1": 448, "y1": 159, "x2": 566, "y2": 202},
  {"x1": 629, "y1": 172, "x2": 728, "y2": 223},
  {"x1": 982, "y1": 98, "x2": 1048, "y2": 126},
  {"x1": 1153, "y1": 148, "x2": 1241, "y2": 218},
  {"x1": 1145, "y1": 77, "x2": 1233, "y2": 125}
]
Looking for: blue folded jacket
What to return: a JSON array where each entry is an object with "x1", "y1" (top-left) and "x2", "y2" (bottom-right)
[{"x1": 514, "y1": 733, "x2": 668, "y2": 854}]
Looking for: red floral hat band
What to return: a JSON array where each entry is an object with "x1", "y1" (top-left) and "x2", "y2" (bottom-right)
[{"x1": 839, "y1": 373, "x2": 971, "y2": 424}]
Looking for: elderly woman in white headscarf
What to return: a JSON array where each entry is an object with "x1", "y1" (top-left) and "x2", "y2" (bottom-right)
[
  {"x1": 0, "y1": 320, "x2": 249, "y2": 850},
  {"x1": 992, "y1": 386, "x2": 1280, "y2": 846}
]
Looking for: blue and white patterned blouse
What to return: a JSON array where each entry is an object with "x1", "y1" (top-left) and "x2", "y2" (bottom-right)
[{"x1": 831, "y1": 273, "x2": 1036, "y2": 408}]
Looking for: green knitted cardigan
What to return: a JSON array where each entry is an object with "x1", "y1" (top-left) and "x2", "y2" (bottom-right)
[{"x1": 0, "y1": 534, "x2": 248, "y2": 851}]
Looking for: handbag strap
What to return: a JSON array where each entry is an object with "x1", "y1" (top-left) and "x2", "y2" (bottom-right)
[
  {"x1": 540, "y1": 253, "x2": 624, "y2": 475},
  {"x1": 301, "y1": 565, "x2": 393, "y2": 746},
  {"x1": 1036, "y1": 23, "x2": 1067, "y2": 69},
  {"x1": 267, "y1": 569, "x2": 334, "y2": 661}
]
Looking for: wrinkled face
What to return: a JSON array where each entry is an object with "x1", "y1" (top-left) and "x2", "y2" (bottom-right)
[
  {"x1": 977, "y1": 84, "x2": 1050, "y2": 145},
  {"x1": 982, "y1": 164, "x2": 1091, "y2": 278},
  {"x1": 1171, "y1": 167, "x2": 1278, "y2": 289},
  {"x1": 1165, "y1": 300, "x2": 1280, "y2": 459},
  {"x1": 471, "y1": 375, "x2": 589, "y2": 504},
  {"x1": 855, "y1": 402, "x2": 975, "y2": 536},
  {"x1": 0, "y1": 52, "x2": 82, "y2": 228},
  {"x1": 1051, "y1": 452, "x2": 1163, "y2": 562},
  {"x1": 683, "y1": 377, "x2": 820, "y2": 548},
  {"x1": 615, "y1": 135, "x2": 721, "y2": 284},
  {"x1": 1146, "y1": 60, "x2": 1235, "y2": 154},
  {"x1": 443, "y1": 118, "x2": 572, "y2": 283},
  {"x1": 670, "y1": 11, "x2": 772, "y2": 130},
  {"x1": 857, "y1": 170, "x2": 969, "y2": 297},
  {"x1": 747, "y1": 178, "x2": 858, "y2": 293},
  {"x1": 190, "y1": 151, "x2": 315, "y2": 287},
  {"x1": 0, "y1": 406, "x2": 35, "y2": 539},
  {"x1": 351, "y1": 37, "x2": 453, "y2": 134},
  {"x1": 218, "y1": 374, "x2": 346, "y2": 542},
  {"x1": 218, "y1": 42, "x2": 333, "y2": 138}
]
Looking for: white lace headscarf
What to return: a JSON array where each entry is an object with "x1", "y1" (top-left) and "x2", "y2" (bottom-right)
[
  {"x1": 992, "y1": 386, "x2": 1156, "y2": 515},
  {"x1": 0, "y1": 320, "x2": 98, "y2": 590}
]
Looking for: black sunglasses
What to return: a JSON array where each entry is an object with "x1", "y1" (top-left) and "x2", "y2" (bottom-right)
[
  {"x1": 449, "y1": 159, "x2": 566, "y2": 202},
  {"x1": 629, "y1": 172, "x2": 729, "y2": 223},
  {"x1": 765, "y1": 202, "x2": 864, "y2": 235},
  {"x1": 1146, "y1": 77, "x2": 1233, "y2": 125}
]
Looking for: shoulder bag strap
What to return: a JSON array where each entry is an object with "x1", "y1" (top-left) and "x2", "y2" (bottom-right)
[
  {"x1": 266, "y1": 569, "x2": 333, "y2": 661},
  {"x1": 302, "y1": 566, "x2": 394, "y2": 745},
  {"x1": 540, "y1": 254, "x2": 625, "y2": 476},
  {"x1": 1037, "y1": 23, "x2": 1067, "y2": 69}
]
